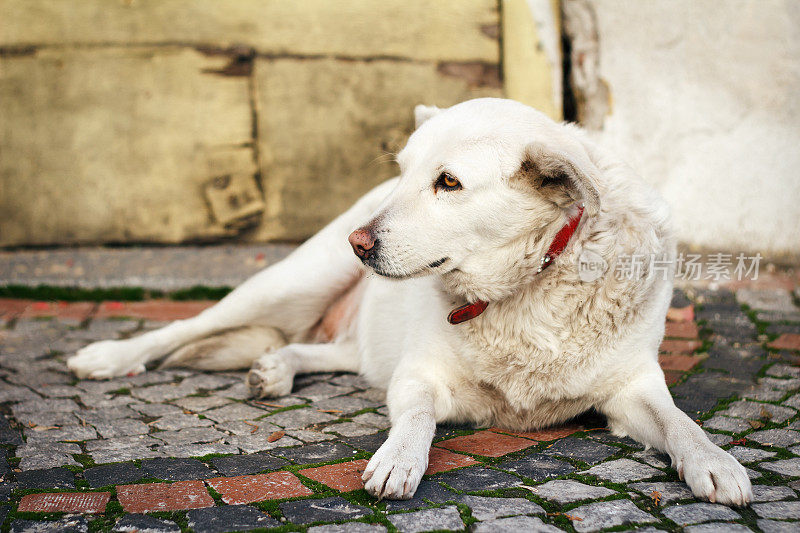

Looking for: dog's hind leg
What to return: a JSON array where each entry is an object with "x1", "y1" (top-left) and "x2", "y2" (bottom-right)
[
  {"x1": 159, "y1": 326, "x2": 287, "y2": 371},
  {"x1": 247, "y1": 341, "x2": 360, "y2": 398},
  {"x1": 67, "y1": 178, "x2": 398, "y2": 379}
]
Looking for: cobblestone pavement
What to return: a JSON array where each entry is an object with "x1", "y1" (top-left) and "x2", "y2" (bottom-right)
[{"x1": 0, "y1": 279, "x2": 799, "y2": 531}]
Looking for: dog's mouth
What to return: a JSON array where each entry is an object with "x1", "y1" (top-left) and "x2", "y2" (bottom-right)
[{"x1": 370, "y1": 257, "x2": 449, "y2": 279}]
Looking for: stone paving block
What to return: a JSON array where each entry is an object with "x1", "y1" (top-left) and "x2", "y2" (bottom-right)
[
  {"x1": 760, "y1": 458, "x2": 800, "y2": 477},
  {"x1": 308, "y1": 523, "x2": 387, "y2": 533},
  {"x1": 768, "y1": 364, "x2": 800, "y2": 379},
  {"x1": 18, "y1": 492, "x2": 110, "y2": 514},
  {"x1": 472, "y1": 515, "x2": 561, "y2": 532},
  {"x1": 541, "y1": 437, "x2": 617, "y2": 464},
  {"x1": 758, "y1": 519, "x2": 800, "y2": 533},
  {"x1": 582, "y1": 458, "x2": 662, "y2": 483},
  {"x1": 299, "y1": 459, "x2": 367, "y2": 492},
  {"x1": 720, "y1": 400, "x2": 796, "y2": 423},
  {"x1": 208, "y1": 472, "x2": 313, "y2": 504},
  {"x1": 435, "y1": 430, "x2": 535, "y2": 457},
  {"x1": 160, "y1": 443, "x2": 240, "y2": 458},
  {"x1": 498, "y1": 453, "x2": 575, "y2": 481},
  {"x1": 132, "y1": 403, "x2": 184, "y2": 417},
  {"x1": 294, "y1": 382, "x2": 354, "y2": 401},
  {"x1": 662, "y1": 502, "x2": 740, "y2": 525},
  {"x1": 186, "y1": 505, "x2": 281, "y2": 533},
  {"x1": 313, "y1": 395, "x2": 374, "y2": 414},
  {"x1": 112, "y1": 514, "x2": 180, "y2": 532},
  {"x1": 226, "y1": 433, "x2": 303, "y2": 454},
  {"x1": 214, "y1": 420, "x2": 282, "y2": 436},
  {"x1": 660, "y1": 339, "x2": 702, "y2": 354},
  {"x1": 752, "y1": 485, "x2": 797, "y2": 502},
  {"x1": 117, "y1": 480, "x2": 215, "y2": 513},
  {"x1": 279, "y1": 496, "x2": 371, "y2": 524},
  {"x1": 425, "y1": 447, "x2": 479, "y2": 474},
  {"x1": 659, "y1": 354, "x2": 702, "y2": 372},
  {"x1": 94, "y1": 418, "x2": 150, "y2": 439},
  {"x1": 728, "y1": 446, "x2": 777, "y2": 463},
  {"x1": 16, "y1": 467, "x2": 75, "y2": 489},
  {"x1": 491, "y1": 425, "x2": 581, "y2": 441},
  {"x1": 23, "y1": 425, "x2": 98, "y2": 443},
  {"x1": 703, "y1": 415, "x2": 753, "y2": 433},
  {"x1": 212, "y1": 454, "x2": 288, "y2": 477},
  {"x1": 151, "y1": 414, "x2": 214, "y2": 431},
  {"x1": 139, "y1": 458, "x2": 214, "y2": 481},
  {"x1": 629, "y1": 481, "x2": 697, "y2": 505},
  {"x1": 457, "y1": 495, "x2": 544, "y2": 520},
  {"x1": 761, "y1": 377, "x2": 800, "y2": 391},
  {"x1": 286, "y1": 429, "x2": 337, "y2": 443},
  {"x1": 84, "y1": 462, "x2": 144, "y2": 488},
  {"x1": 383, "y1": 481, "x2": 458, "y2": 511},
  {"x1": 569, "y1": 499, "x2": 657, "y2": 532},
  {"x1": 342, "y1": 432, "x2": 387, "y2": 453},
  {"x1": 435, "y1": 466, "x2": 523, "y2": 491},
  {"x1": 631, "y1": 449, "x2": 671, "y2": 469},
  {"x1": 17, "y1": 442, "x2": 81, "y2": 470},
  {"x1": 351, "y1": 412, "x2": 391, "y2": 429},
  {"x1": 172, "y1": 396, "x2": 232, "y2": 413},
  {"x1": 388, "y1": 505, "x2": 464, "y2": 533},
  {"x1": 529, "y1": 479, "x2": 616, "y2": 504},
  {"x1": 684, "y1": 524, "x2": 752, "y2": 533},
  {"x1": 274, "y1": 442, "x2": 358, "y2": 464},
  {"x1": 737, "y1": 288, "x2": 798, "y2": 312},
  {"x1": 153, "y1": 426, "x2": 227, "y2": 446},
  {"x1": 749, "y1": 429, "x2": 800, "y2": 447},
  {"x1": 265, "y1": 408, "x2": 338, "y2": 429},
  {"x1": 753, "y1": 501, "x2": 800, "y2": 520},
  {"x1": 10, "y1": 517, "x2": 88, "y2": 533},
  {"x1": 323, "y1": 422, "x2": 378, "y2": 437}
]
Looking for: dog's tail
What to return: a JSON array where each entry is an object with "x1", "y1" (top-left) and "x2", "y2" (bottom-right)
[{"x1": 159, "y1": 326, "x2": 286, "y2": 371}]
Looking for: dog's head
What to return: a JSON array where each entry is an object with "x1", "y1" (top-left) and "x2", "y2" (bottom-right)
[{"x1": 349, "y1": 98, "x2": 603, "y2": 301}]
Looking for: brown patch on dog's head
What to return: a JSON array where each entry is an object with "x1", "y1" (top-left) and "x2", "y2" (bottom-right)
[{"x1": 513, "y1": 142, "x2": 602, "y2": 214}]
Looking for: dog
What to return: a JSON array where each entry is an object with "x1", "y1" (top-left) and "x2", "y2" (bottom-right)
[{"x1": 67, "y1": 98, "x2": 752, "y2": 505}]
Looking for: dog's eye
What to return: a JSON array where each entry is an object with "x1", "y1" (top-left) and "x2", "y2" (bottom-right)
[{"x1": 435, "y1": 172, "x2": 462, "y2": 192}]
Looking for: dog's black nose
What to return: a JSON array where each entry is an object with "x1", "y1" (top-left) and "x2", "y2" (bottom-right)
[{"x1": 349, "y1": 229, "x2": 376, "y2": 260}]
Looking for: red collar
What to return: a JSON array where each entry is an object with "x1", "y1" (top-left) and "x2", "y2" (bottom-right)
[{"x1": 447, "y1": 205, "x2": 585, "y2": 325}]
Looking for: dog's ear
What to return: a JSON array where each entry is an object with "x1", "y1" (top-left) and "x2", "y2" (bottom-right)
[
  {"x1": 414, "y1": 104, "x2": 441, "y2": 129},
  {"x1": 520, "y1": 142, "x2": 601, "y2": 215}
]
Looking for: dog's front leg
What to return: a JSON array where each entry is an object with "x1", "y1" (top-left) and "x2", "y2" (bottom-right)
[
  {"x1": 600, "y1": 365, "x2": 752, "y2": 506},
  {"x1": 362, "y1": 377, "x2": 437, "y2": 500}
]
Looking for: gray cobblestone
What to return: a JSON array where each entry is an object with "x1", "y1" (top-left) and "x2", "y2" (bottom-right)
[
  {"x1": 662, "y1": 502, "x2": 740, "y2": 525},
  {"x1": 203, "y1": 403, "x2": 270, "y2": 423},
  {"x1": 530, "y1": 479, "x2": 616, "y2": 504},
  {"x1": 582, "y1": 458, "x2": 662, "y2": 482},
  {"x1": 387, "y1": 506, "x2": 464, "y2": 533},
  {"x1": 748, "y1": 429, "x2": 800, "y2": 447},
  {"x1": 760, "y1": 458, "x2": 800, "y2": 477},
  {"x1": 151, "y1": 414, "x2": 214, "y2": 431},
  {"x1": 684, "y1": 524, "x2": 753, "y2": 533},
  {"x1": 472, "y1": 516, "x2": 561, "y2": 532},
  {"x1": 94, "y1": 418, "x2": 150, "y2": 438},
  {"x1": 457, "y1": 495, "x2": 544, "y2": 520},
  {"x1": 758, "y1": 518, "x2": 800, "y2": 532},
  {"x1": 720, "y1": 400, "x2": 796, "y2": 423},
  {"x1": 728, "y1": 446, "x2": 777, "y2": 463},
  {"x1": 264, "y1": 407, "x2": 338, "y2": 429},
  {"x1": 752, "y1": 485, "x2": 797, "y2": 502},
  {"x1": 323, "y1": 422, "x2": 378, "y2": 437},
  {"x1": 308, "y1": 524, "x2": 387, "y2": 533},
  {"x1": 629, "y1": 481, "x2": 694, "y2": 505},
  {"x1": 753, "y1": 501, "x2": 800, "y2": 519},
  {"x1": 569, "y1": 499, "x2": 656, "y2": 532}
]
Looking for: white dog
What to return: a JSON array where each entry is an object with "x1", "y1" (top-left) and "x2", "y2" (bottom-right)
[{"x1": 68, "y1": 98, "x2": 752, "y2": 505}]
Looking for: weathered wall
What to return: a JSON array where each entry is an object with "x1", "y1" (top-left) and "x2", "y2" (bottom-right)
[
  {"x1": 564, "y1": 0, "x2": 800, "y2": 259},
  {"x1": 1, "y1": 0, "x2": 561, "y2": 246}
]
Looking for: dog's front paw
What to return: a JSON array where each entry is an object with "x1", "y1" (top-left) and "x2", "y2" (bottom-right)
[
  {"x1": 362, "y1": 438, "x2": 427, "y2": 500},
  {"x1": 67, "y1": 340, "x2": 146, "y2": 380},
  {"x1": 677, "y1": 445, "x2": 753, "y2": 506},
  {"x1": 247, "y1": 351, "x2": 295, "y2": 398}
]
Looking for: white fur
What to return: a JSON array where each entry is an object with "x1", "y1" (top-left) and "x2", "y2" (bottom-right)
[{"x1": 67, "y1": 98, "x2": 751, "y2": 506}]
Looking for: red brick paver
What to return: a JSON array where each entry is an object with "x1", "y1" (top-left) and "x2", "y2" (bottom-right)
[
  {"x1": 299, "y1": 460, "x2": 368, "y2": 492},
  {"x1": 0, "y1": 298, "x2": 32, "y2": 322},
  {"x1": 18, "y1": 492, "x2": 110, "y2": 514},
  {"x1": 663, "y1": 370, "x2": 684, "y2": 385},
  {"x1": 769, "y1": 334, "x2": 800, "y2": 352},
  {"x1": 21, "y1": 301, "x2": 96, "y2": 321},
  {"x1": 117, "y1": 480, "x2": 214, "y2": 513},
  {"x1": 96, "y1": 300, "x2": 215, "y2": 321},
  {"x1": 490, "y1": 425, "x2": 581, "y2": 442},
  {"x1": 664, "y1": 321, "x2": 699, "y2": 339},
  {"x1": 659, "y1": 354, "x2": 701, "y2": 372},
  {"x1": 435, "y1": 430, "x2": 535, "y2": 457},
  {"x1": 659, "y1": 339, "x2": 702, "y2": 354},
  {"x1": 208, "y1": 472, "x2": 313, "y2": 504},
  {"x1": 666, "y1": 305, "x2": 695, "y2": 323},
  {"x1": 425, "y1": 447, "x2": 479, "y2": 475}
]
